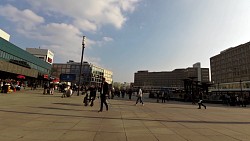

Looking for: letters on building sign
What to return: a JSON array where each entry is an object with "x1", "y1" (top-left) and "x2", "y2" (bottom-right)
[{"x1": 9, "y1": 59, "x2": 31, "y2": 69}]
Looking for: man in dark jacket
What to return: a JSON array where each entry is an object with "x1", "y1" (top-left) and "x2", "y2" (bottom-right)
[{"x1": 98, "y1": 77, "x2": 109, "y2": 112}]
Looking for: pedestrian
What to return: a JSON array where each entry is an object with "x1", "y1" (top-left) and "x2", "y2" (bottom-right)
[
  {"x1": 198, "y1": 92, "x2": 206, "y2": 109},
  {"x1": 241, "y1": 94, "x2": 247, "y2": 107},
  {"x1": 61, "y1": 85, "x2": 72, "y2": 98},
  {"x1": 161, "y1": 91, "x2": 165, "y2": 103},
  {"x1": 121, "y1": 88, "x2": 125, "y2": 98},
  {"x1": 128, "y1": 88, "x2": 133, "y2": 100},
  {"x1": 135, "y1": 87, "x2": 144, "y2": 106},
  {"x1": 98, "y1": 77, "x2": 109, "y2": 112},
  {"x1": 88, "y1": 85, "x2": 97, "y2": 106},
  {"x1": 43, "y1": 82, "x2": 48, "y2": 94},
  {"x1": 49, "y1": 82, "x2": 55, "y2": 95}
]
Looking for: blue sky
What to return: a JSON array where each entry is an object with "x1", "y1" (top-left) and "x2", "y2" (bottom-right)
[{"x1": 1, "y1": 0, "x2": 250, "y2": 83}]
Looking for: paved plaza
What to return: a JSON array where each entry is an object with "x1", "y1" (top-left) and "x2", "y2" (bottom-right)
[{"x1": 0, "y1": 89, "x2": 250, "y2": 141}]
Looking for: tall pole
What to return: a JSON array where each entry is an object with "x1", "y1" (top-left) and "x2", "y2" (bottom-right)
[{"x1": 77, "y1": 36, "x2": 86, "y2": 96}]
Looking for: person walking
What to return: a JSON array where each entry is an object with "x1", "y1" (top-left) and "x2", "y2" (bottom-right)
[
  {"x1": 49, "y1": 82, "x2": 55, "y2": 95},
  {"x1": 98, "y1": 77, "x2": 109, "y2": 112},
  {"x1": 43, "y1": 82, "x2": 48, "y2": 94},
  {"x1": 135, "y1": 87, "x2": 144, "y2": 106},
  {"x1": 121, "y1": 88, "x2": 126, "y2": 98},
  {"x1": 161, "y1": 91, "x2": 165, "y2": 103},
  {"x1": 127, "y1": 88, "x2": 133, "y2": 100},
  {"x1": 198, "y1": 92, "x2": 206, "y2": 109},
  {"x1": 89, "y1": 85, "x2": 97, "y2": 107}
]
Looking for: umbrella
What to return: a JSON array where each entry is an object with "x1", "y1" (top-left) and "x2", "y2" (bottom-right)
[{"x1": 17, "y1": 75, "x2": 25, "y2": 79}]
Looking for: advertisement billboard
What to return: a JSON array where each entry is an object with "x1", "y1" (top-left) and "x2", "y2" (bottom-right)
[{"x1": 60, "y1": 74, "x2": 76, "y2": 81}]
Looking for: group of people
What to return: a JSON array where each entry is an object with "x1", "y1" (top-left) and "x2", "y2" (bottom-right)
[
  {"x1": 78, "y1": 78, "x2": 145, "y2": 112},
  {"x1": 51, "y1": 78, "x2": 210, "y2": 112},
  {"x1": 0, "y1": 80, "x2": 25, "y2": 93},
  {"x1": 222, "y1": 94, "x2": 248, "y2": 107},
  {"x1": 81, "y1": 77, "x2": 110, "y2": 112},
  {"x1": 43, "y1": 82, "x2": 56, "y2": 95}
]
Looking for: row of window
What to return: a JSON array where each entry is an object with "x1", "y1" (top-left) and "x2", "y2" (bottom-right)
[
  {"x1": 0, "y1": 50, "x2": 49, "y2": 73},
  {"x1": 214, "y1": 81, "x2": 250, "y2": 89}
]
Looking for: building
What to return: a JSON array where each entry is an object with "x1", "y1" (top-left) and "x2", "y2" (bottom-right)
[
  {"x1": 52, "y1": 61, "x2": 113, "y2": 86},
  {"x1": 0, "y1": 29, "x2": 10, "y2": 41},
  {"x1": 26, "y1": 48, "x2": 54, "y2": 64},
  {"x1": 0, "y1": 35, "x2": 52, "y2": 83},
  {"x1": 186, "y1": 63, "x2": 210, "y2": 83},
  {"x1": 134, "y1": 63, "x2": 209, "y2": 92},
  {"x1": 210, "y1": 41, "x2": 250, "y2": 93}
]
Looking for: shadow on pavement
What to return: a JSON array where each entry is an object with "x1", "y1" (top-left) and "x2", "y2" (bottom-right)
[
  {"x1": 52, "y1": 102, "x2": 82, "y2": 106},
  {"x1": 1, "y1": 109, "x2": 250, "y2": 125}
]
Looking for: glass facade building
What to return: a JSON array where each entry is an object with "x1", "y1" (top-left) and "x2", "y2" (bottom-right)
[{"x1": 52, "y1": 61, "x2": 113, "y2": 86}]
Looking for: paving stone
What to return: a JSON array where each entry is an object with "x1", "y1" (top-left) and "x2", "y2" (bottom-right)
[{"x1": 0, "y1": 89, "x2": 249, "y2": 141}]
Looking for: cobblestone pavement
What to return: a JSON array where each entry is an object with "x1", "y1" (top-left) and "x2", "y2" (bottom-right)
[{"x1": 0, "y1": 89, "x2": 250, "y2": 141}]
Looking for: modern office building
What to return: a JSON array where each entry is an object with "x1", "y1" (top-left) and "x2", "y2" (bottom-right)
[
  {"x1": 52, "y1": 60, "x2": 113, "y2": 86},
  {"x1": 134, "y1": 63, "x2": 209, "y2": 91},
  {"x1": 26, "y1": 48, "x2": 54, "y2": 64},
  {"x1": 210, "y1": 41, "x2": 250, "y2": 93},
  {"x1": 0, "y1": 36, "x2": 52, "y2": 82}
]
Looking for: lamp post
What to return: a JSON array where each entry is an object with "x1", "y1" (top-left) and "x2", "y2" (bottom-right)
[
  {"x1": 217, "y1": 82, "x2": 220, "y2": 94},
  {"x1": 240, "y1": 79, "x2": 243, "y2": 96},
  {"x1": 77, "y1": 36, "x2": 86, "y2": 96}
]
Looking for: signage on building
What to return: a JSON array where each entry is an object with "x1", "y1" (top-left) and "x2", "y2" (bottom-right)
[
  {"x1": 44, "y1": 74, "x2": 49, "y2": 79},
  {"x1": 60, "y1": 74, "x2": 76, "y2": 81},
  {"x1": 9, "y1": 59, "x2": 31, "y2": 69},
  {"x1": 47, "y1": 57, "x2": 52, "y2": 63}
]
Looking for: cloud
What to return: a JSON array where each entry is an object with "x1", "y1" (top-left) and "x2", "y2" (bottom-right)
[
  {"x1": 92, "y1": 37, "x2": 114, "y2": 47},
  {"x1": 74, "y1": 19, "x2": 97, "y2": 32},
  {"x1": 120, "y1": 0, "x2": 141, "y2": 12},
  {"x1": 0, "y1": 4, "x2": 44, "y2": 30},
  {"x1": 0, "y1": 1, "x2": 140, "y2": 64},
  {"x1": 103, "y1": 37, "x2": 114, "y2": 42},
  {"x1": 25, "y1": 0, "x2": 141, "y2": 31}
]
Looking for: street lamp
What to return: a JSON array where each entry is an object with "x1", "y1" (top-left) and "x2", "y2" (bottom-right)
[
  {"x1": 77, "y1": 36, "x2": 86, "y2": 96},
  {"x1": 240, "y1": 79, "x2": 243, "y2": 96}
]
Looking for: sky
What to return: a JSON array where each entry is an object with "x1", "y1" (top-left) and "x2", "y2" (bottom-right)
[{"x1": 1, "y1": 0, "x2": 250, "y2": 83}]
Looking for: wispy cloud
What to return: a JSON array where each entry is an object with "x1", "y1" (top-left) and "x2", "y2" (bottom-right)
[{"x1": 0, "y1": 4, "x2": 44, "y2": 30}]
